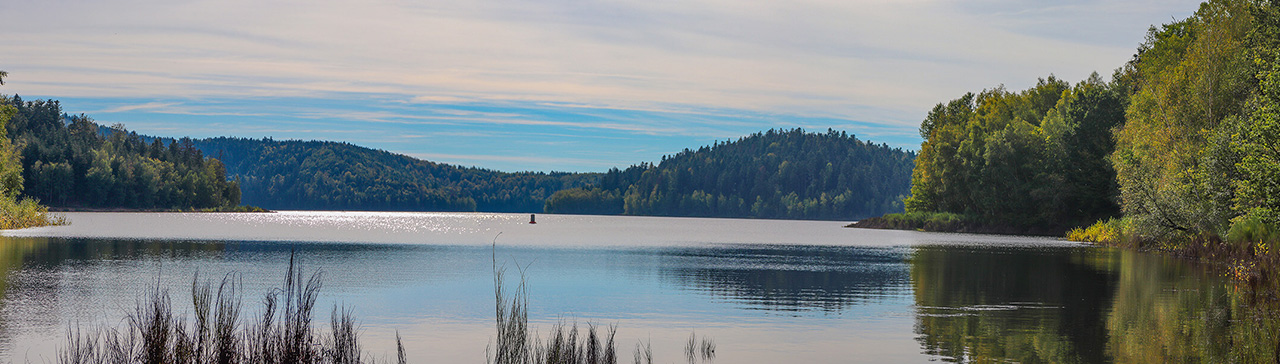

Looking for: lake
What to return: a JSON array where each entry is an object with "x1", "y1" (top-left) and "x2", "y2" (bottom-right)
[{"x1": 0, "y1": 211, "x2": 1274, "y2": 363}]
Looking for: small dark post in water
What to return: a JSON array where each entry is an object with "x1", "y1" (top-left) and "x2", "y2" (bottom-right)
[{"x1": 529, "y1": 214, "x2": 537, "y2": 224}]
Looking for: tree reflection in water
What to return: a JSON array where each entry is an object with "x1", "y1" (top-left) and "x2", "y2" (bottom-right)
[
  {"x1": 1, "y1": 236, "x2": 1277, "y2": 363},
  {"x1": 657, "y1": 244, "x2": 911, "y2": 312},
  {"x1": 911, "y1": 245, "x2": 1280, "y2": 363}
]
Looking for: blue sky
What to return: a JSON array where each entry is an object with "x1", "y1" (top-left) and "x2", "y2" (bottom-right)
[{"x1": 1, "y1": 0, "x2": 1201, "y2": 172}]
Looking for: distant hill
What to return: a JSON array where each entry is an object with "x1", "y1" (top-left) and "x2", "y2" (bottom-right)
[
  {"x1": 3, "y1": 96, "x2": 241, "y2": 210},
  {"x1": 545, "y1": 128, "x2": 916, "y2": 220},
  {"x1": 192, "y1": 137, "x2": 596, "y2": 212},
  {"x1": 4, "y1": 96, "x2": 915, "y2": 219},
  {"x1": 197, "y1": 129, "x2": 915, "y2": 219}
]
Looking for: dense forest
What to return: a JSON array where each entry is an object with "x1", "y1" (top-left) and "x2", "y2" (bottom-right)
[
  {"x1": 1101, "y1": 0, "x2": 1278, "y2": 246},
  {"x1": 887, "y1": 0, "x2": 1280, "y2": 246},
  {"x1": 196, "y1": 129, "x2": 914, "y2": 220},
  {"x1": 2, "y1": 96, "x2": 241, "y2": 210},
  {"x1": 0, "y1": 90, "x2": 915, "y2": 220},
  {"x1": 891, "y1": 74, "x2": 1125, "y2": 233},
  {"x1": 192, "y1": 137, "x2": 597, "y2": 212},
  {"x1": 546, "y1": 128, "x2": 916, "y2": 220}
]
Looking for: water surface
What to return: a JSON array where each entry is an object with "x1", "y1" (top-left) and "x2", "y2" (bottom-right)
[{"x1": 0, "y1": 212, "x2": 1272, "y2": 363}]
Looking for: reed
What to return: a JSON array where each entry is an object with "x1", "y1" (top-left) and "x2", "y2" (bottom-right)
[
  {"x1": 57, "y1": 250, "x2": 711, "y2": 364},
  {"x1": 56, "y1": 252, "x2": 401, "y2": 364},
  {"x1": 631, "y1": 340, "x2": 652, "y2": 364},
  {"x1": 487, "y1": 273, "x2": 622, "y2": 364},
  {"x1": 489, "y1": 239, "x2": 621, "y2": 364}
]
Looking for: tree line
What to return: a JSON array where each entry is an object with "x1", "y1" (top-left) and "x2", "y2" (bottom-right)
[
  {"x1": 1, "y1": 95, "x2": 916, "y2": 221},
  {"x1": 546, "y1": 128, "x2": 916, "y2": 220},
  {"x1": 0, "y1": 72, "x2": 62, "y2": 228},
  {"x1": 192, "y1": 137, "x2": 598, "y2": 212},
  {"x1": 901, "y1": 75, "x2": 1124, "y2": 233},
  {"x1": 4, "y1": 96, "x2": 241, "y2": 210},
  {"x1": 195, "y1": 129, "x2": 916, "y2": 221},
  {"x1": 899, "y1": 0, "x2": 1280, "y2": 246}
]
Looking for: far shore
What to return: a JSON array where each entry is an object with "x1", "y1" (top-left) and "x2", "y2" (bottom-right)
[
  {"x1": 848, "y1": 214, "x2": 1070, "y2": 237},
  {"x1": 49, "y1": 206, "x2": 273, "y2": 213}
]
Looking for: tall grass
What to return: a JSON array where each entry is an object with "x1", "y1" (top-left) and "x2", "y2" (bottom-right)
[
  {"x1": 489, "y1": 245, "x2": 621, "y2": 364},
  {"x1": 57, "y1": 252, "x2": 406, "y2": 364},
  {"x1": 58, "y1": 249, "x2": 715, "y2": 364},
  {"x1": 488, "y1": 242, "x2": 712, "y2": 364},
  {"x1": 488, "y1": 268, "x2": 622, "y2": 364},
  {"x1": 683, "y1": 333, "x2": 715, "y2": 363}
]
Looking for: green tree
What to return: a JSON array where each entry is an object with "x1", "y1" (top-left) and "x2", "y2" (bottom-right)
[
  {"x1": 0, "y1": 71, "x2": 60, "y2": 228},
  {"x1": 1233, "y1": 0, "x2": 1280, "y2": 227},
  {"x1": 4, "y1": 98, "x2": 243, "y2": 210},
  {"x1": 903, "y1": 75, "x2": 1124, "y2": 233},
  {"x1": 602, "y1": 129, "x2": 914, "y2": 220},
  {"x1": 1111, "y1": 0, "x2": 1256, "y2": 241}
]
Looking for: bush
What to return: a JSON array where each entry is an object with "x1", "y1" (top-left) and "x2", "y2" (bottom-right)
[
  {"x1": 1066, "y1": 217, "x2": 1134, "y2": 246},
  {"x1": 0, "y1": 195, "x2": 65, "y2": 229},
  {"x1": 1226, "y1": 208, "x2": 1280, "y2": 251}
]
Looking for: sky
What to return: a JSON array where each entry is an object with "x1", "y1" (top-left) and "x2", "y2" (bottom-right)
[{"x1": 1, "y1": 0, "x2": 1202, "y2": 172}]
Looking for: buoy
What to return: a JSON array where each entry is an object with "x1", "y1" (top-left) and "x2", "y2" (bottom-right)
[{"x1": 529, "y1": 214, "x2": 537, "y2": 224}]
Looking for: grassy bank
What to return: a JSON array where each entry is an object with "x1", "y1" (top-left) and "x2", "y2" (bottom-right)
[{"x1": 850, "y1": 211, "x2": 1070, "y2": 236}]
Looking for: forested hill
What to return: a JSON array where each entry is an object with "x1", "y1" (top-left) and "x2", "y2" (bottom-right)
[
  {"x1": 3, "y1": 95, "x2": 915, "y2": 219},
  {"x1": 3, "y1": 96, "x2": 241, "y2": 210},
  {"x1": 196, "y1": 128, "x2": 914, "y2": 219},
  {"x1": 192, "y1": 137, "x2": 596, "y2": 212},
  {"x1": 544, "y1": 129, "x2": 916, "y2": 220}
]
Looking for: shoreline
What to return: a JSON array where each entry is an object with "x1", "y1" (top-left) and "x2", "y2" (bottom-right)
[
  {"x1": 847, "y1": 214, "x2": 1069, "y2": 237},
  {"x1": 48, "y1": 206, "x2": 273, "y2": 213},
  {"x1": 854, "y1": 213, "x2": 1276, "y2": 296}
]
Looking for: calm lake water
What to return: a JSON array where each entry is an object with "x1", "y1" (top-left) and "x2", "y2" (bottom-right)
[{"x1": 0, "y1": 212, "x2": 1275, "y2": 363}]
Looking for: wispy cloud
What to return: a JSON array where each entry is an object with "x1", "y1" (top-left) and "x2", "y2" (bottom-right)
[
  {"x1": 0, "y1": 0, "x2": 1203, "y2": 171},
  {"x1": 2, "y1": 0, "x2": 1200, "y2": 121},
  {"x1": 410, "y1": 96, "x2": 473, "y2": 104},
  {"x1": 94, "y1": 102, "x2": 179, "y2": 113}
]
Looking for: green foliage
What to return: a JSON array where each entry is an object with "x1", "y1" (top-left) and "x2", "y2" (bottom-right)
[
  {"x1": 0, "y1": 195, "x2": 64, "y2": 229},
  {"x1": 1226, "y1": 208, "x2": 1280, "y2": 247},
  {"x1": 601, "y1": 128, "x2": 914, "y2": 220},
  {"x1": 1067, "y1": 217, "x2": 1137, "y2": 247},
  {"x1": 4, "y1": 97, "x2": 240, "y2": 210},
  {"x1": 905, "y1": 75, "x2": 1125, "y2": 232},
  {"x1": 1112, "y1": 0, "x2": 1255, "y2": 241},
  {"x1": 0, "y1": 103, "x2": 20, "y2": 198},
  {"x1": 543, "y1": 188, "x2": 623, "y2": 215},
  {"x1": 1230, "y1": 0, "x2": 1280, "y2": 241},
  {"x1": 859, "y1": 211, "x2": 972, "y2": 231},
  {"x1": 1108, "y1": 0, "x2": 1280, "y2": 245},
  {"x1": 0, "y1": 74, "x2": 63, "y2": 229},
  {"x1": 201, "y1": 129, "x2": 912, "y2": 220},
  {"x1": 193, "y1": 137, "x2": 594, "y2": 212}
]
